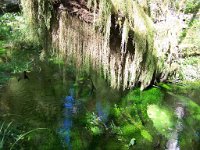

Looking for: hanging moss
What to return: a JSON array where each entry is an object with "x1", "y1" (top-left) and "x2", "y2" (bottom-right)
[
  {"x1": 20, "y1": 0, "x2": 163, "y2": 90},
  {"x1": 20, "y1": 0, "x2": 53, "y2": 49}
]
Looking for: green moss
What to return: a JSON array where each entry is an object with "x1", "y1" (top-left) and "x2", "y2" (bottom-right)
[
  {"x1": 171, "y1": 81, "x2": 200, "y2": 95},
  {"x1": 123, "y1": 88, "x2": 140, "y2": 103},
  {"x1": 124, "y1": 87, "x2": 163, "y2": 105},
  {"x1": 159, "y1": 83, "x2": 173, "y2": 91},
  {"x1": 147, "y1": 104, "x2": 176, "y2": 137},
  {"x1": 140, "y1": 129, "x2": 152, "y2": 142},
  {"x1": 141, "y1": 88, "x2": 163, "y2": 105},
  {"x1": 121, "y1": 124, "x2": 137, "y2": 137}
]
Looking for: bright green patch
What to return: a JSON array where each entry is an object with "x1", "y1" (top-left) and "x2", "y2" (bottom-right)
[
  {"x1": 159, "y1": 83, "x2": 173, "y2": 91},
  {"x1": 121, "y1": 124, "x2": 137, "y2": 137},
  {"x1": 124, "y1": 87, "x2": 164, "y2": 105},
  {"x1": 140, "y1": 129, "x2": 152, "y2": 142},
  {"x1": 90, "y1": 126, "x2": 102, "y2": 135},
  {"x1": 147, "y1": 104, "x2": 176, "y2": 137}
]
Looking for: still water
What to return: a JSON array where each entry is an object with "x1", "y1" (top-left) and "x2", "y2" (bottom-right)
[
  {"x1": 0, "y1": 62, "x2": 200, "y2": 149},
  {"x1": 0, "y1": 62, "x2": 121, "y2": 149}
]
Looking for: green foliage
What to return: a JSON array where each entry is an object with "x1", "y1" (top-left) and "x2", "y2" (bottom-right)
[
  {"x1": 85, "y1": 112, "x2": 103, "y2": 135},
  {"x1": 0, "y1": 13, "x2": 24, "y2": 41},
  {"x1": 0, "y1": 13, "x2": 41, "y2": 85},
  {"x1": 182, "y1": 56, "x2": 200, "y2": 66},
  {"x1": 0, "y1": 122, "x2": 13, "y2": 149},
  {"x1": 0, "y1": 121, "x2": 49, "y2": 150},
  {"x1": 179, "y1": 28, "x2": 187, "y2": 42},
  {"x1": 111, "y1": 104, "x2": 121, "y2": 118},
  {"x1": 10, "y1": 128, "x2": 47, "y2": 150},
  {"x1": 49, "y1": 56, "x2": 64, "y2": 65},
  {"x1": 110, "y1": 121, "x2": 122, "y2": 135},
  {"x1": 121, "y1": 124, "x2": 137, "y2": 137},
  {"x1": 20, "y1": 0, "x2": 53, "y2": 47},
  {"x1": 185, "y1": 0, "x2": 200, "y2": 14},
  {"x1": 141, "y1": 88, "x2": 163, "y2": 105}
]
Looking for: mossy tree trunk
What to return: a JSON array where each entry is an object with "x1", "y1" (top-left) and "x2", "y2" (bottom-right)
[{"x1": 20, "y1": 0, "x2": 185, "y2": 90}]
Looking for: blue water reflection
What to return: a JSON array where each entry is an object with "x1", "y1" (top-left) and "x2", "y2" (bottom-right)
[
  {"x1": 59, "y1": 88, "x2": 75, "y2": 150},
  {"x1": 96, "y1": 101, "x2": 110, "y2": 127}
]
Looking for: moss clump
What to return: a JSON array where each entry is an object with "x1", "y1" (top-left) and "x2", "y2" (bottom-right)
[
  {"x1": 123, "y1": 87, "x2": 164, "y2": 105},
  {"x1": 121, "y1": 124, "x2": 137, "y2": 138},
  {"x1": 140, "y1": 129, "x2": 153, "y2": 142},
  {"x1": 109, "y1": 87, "x2": 164, "y2": 146},
  {"x1": 159, "y1": 83, "x2": 173, "y2": 91},
  {"x1": 122, "y1": 87, "x2": 165, "y2": 126}
]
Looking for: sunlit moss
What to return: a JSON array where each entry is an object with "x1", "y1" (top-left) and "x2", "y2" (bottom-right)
[
  {"x1": 140, "y1": 129, "x2": 152, "y2": 142},
  {"x1": 159, "y1": 83, "x2": 173, "y2": 91},
  {"x1": 147, "y1": 104, "x2": 176, "y2": 137},
  {"x1": 142, "y1": 88, "x2": 164, "y2": 105},
  {"x1": 90, "y1": 126, "x2": 102, "y2": 135},
  {"x1": 121, "y1": 124, "x2": 137, "y2": 137},
  {"x1": 124, "y1": 87, "x2": 163, "y2": 105}
]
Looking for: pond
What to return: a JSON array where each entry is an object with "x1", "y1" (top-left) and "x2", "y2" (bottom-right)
[
  {"x1": 0, "y1": 56, "x2": 200, "y2": 149},
  {"x1": 0, "y1": 60, "x2": 123, "y2": 149}
]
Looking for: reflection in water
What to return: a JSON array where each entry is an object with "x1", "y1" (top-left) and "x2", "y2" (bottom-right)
[
  {"x1": 166, "y1": 105, "x2": 184, "y2": 150},
  {"x1": 1, "y1": 61, "x2": 200, "y2": 149},
  {"x1": 59, "y1": 88, "x2": 75, "y2": 150}
]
